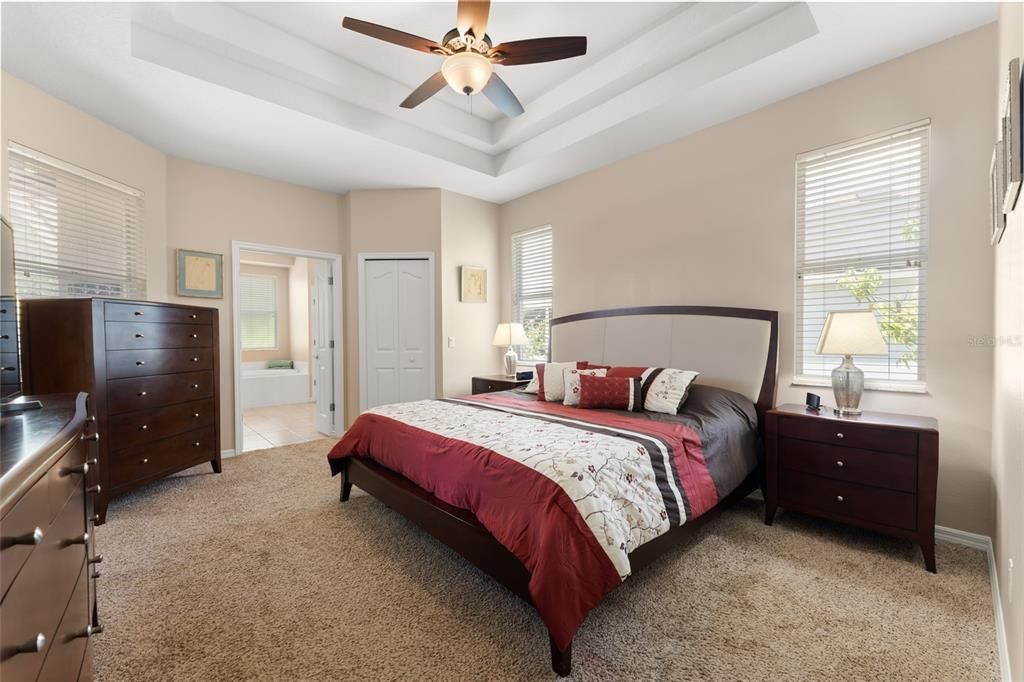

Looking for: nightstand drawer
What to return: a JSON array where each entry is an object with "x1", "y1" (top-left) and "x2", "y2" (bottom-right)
[
  {"x1": 779, "y1": 437, "x2": 916, "y2": 492},
  {"x1": 778, "y1": 416, "x2": 917, "y2": 455},
  {"x1": 780, "y1": 469, "x2": 917, "y2": 531}
]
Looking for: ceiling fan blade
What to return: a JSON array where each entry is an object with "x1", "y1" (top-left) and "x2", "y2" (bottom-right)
[
  {"x1": 490, "y1": 36, "x2": 587, "y2": 66},
  {"x1": 342, "y1": 17, "x2": 443, "y2": 54},
  {"x1": 456, "y1": 0, "x2": 490, "y2": 40},
  {"x1": 482, "y1": 73, "x2": 524, "y2": 118},
  {"x1": 401, "y1": 72, "x2": 448, "y2": 109}
]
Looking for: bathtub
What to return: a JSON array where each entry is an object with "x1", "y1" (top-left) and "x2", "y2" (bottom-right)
[{"x1": 241, "y1": 361, "x2": 311, "y2": 409}]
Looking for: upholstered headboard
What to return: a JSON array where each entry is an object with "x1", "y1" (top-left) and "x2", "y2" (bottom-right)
[{"x1": 550, "y1": 305, "x2": 779, "y2": 422}]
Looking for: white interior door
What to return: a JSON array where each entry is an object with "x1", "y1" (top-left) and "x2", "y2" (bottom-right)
[
  {"x1": 362, "y1": 258, "x2": 433, "y2": 410},
  {"x1": 311, "y1": 259, "x2": 335, "y2": 435}
]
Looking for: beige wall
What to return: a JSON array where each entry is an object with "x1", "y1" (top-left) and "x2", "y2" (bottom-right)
[
  {"x1": 995, "y1": 6, "x2": 1024, "y2": 680},
  {"x1": 441, "y1": 190, "x2": 503, "y2": 396},
  {"x1": 0, "y1": 73, "x2": 168, "y2": 299},
  {"x1": 238, "y1": 262, "x2": 290, "y2": 364},
  {"x1": 500, "y1": 25, "x2": 998, "y2": 536}
]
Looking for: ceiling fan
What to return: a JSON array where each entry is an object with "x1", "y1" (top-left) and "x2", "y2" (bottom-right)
[{"x1": 341, "y1": 0, "x2": 587, "y2": 118}]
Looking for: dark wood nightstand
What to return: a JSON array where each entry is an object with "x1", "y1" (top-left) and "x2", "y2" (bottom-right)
[
  {"x1": 764, "y1": 404, "x2": 939, "y2": 572},
  {"x1": 471, "y1": 374, "x2": 530, "y2": 394}
]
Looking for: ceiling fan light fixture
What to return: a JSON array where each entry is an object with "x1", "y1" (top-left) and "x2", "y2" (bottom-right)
[{"x1": 441, "y1": 51, "x2": 493, "y2": 95}]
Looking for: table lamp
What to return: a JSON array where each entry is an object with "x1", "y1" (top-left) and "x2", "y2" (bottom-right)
[
  {"x1": 816, "y1": 310, "x2": 887, "y2": 416},
  {"x1": 493, "y1": 323, "x2": 529, "y2": 377}
]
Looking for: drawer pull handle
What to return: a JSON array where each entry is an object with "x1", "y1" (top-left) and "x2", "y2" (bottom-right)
[
  {"x1": 134, "y1": 311, "x2": 144, "y2": 316},
  {"x1": 91, "y1": 570, "x2": 101, "y2": 580},
  {"x1": 89, "y1": 514, "x2": 101, "y2": 524},
  {"x1": 836, "y1": 432, "x2": 844, "y2": 439},
  {"x1": 80, "y1": 433, "x2": 100, "y2": 442},
  {"x1": 89, "y1": 554, "x2": 103, "y2": 565},
  {"x1": 86, "y1": 415, "x2": 97, "y2": 423},
  {"x1": 138, "y1": 391, "x2": 148, "y2": 397},
  {"x1": 12, "y1": 633, "x2": 46, "y2": 655},
  {"x1": 6, "y1": 527, "x2": 44, "y2": 546},
  {"x1": 135, "y1": 333, "x2": 145, "y2": 338},
  {"x1": 60, "y1": 462, "x2": 89, "y2": 477},
  {"x1": 191, "y1": 384, "x2": 200, "y2": 389},
  {"x1": 836, "y1": 495, "x2": 844, "y2": 503},
  {"x1": 836, "y1": 460, "x2": 844, "y2": 468},
  {"x1": 190, "y1": 333, "x2": 199, "y2": 339},
  {"x1": 86, "y1": 484, "x2": 102, "y2": 495},
  {"x1": 73, "y1": 624, "x2": 102, "y2": 639},
  {"x1": 142, "y1": 458, "x2": 149, "y2": 464},
  {"x1": 136, "y1": 360, "x2": 146, "y2": 366},
  {"x1": 63, "y1": 532, "x2": 89, "y2": 547}
]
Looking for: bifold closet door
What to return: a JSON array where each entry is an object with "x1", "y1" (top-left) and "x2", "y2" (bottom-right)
[{"x1": 364, "y1": 259, "x2": 432, "y2": 410}]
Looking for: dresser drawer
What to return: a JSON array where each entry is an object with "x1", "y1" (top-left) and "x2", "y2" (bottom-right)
[
  {"x1": 105, "y1": 322, "x2": 213, "y2": 351},
  {"x1": 0, "y1": 489, "x2": 87, "y2": 682},
  {"x1": 109, "y1": 426, "x2": 216, "y2": 489},
  {"x1": 47, "y1": 439, "x2": 89, "y2": 521},
  {"x1": 107, "y1": 398, "x2": 216, "y2": 451},
  {"x1": 780, "y1": 469, "x2": 917, "y2": 531},
  {"x1": 779, "y1": 437, "x2": 916, "y2": 493},
  {"x1": 107, "y1": 371, "x2": 214, "y2": 414},
  {"x1": 0, "y1": 473, "x2": 50, "y2": 600},
  {"x1": 37, "y1": 561, "x2": 90, "y2": 682},
  {"x1": 106, "y1": 348, "x2": 214, "y2": 379},
  {"x1": 105, "y1": 301, "x2": 212, "y2": 325},
  {"x1": 777, "y1": 416, "x2": 917, "y2": 455}
]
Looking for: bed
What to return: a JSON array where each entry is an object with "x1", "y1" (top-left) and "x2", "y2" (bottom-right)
[{"x1": 327, "y1": 305, "x2": 778, "y2": 676}]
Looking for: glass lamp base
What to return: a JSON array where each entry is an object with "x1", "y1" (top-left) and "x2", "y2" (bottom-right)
[{"x1": 831, "y1": 354, "x2": 864, "y2": 416}]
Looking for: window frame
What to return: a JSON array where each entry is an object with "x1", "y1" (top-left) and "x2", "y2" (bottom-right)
[
  {"x1": 511, "y1": 225, "x2": 553, "y2": 368},
  {"x1": 792, "y1": 120, "x2": 930, "y2": 394},
  {"x1": 238, "y1": 273, "x2": 279, "y2": 351}
]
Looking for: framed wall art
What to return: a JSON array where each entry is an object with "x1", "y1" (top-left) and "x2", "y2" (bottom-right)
[
  {"x1": 992, "y1": 140, "x2": 1007, "y2": 245},
  {"x1": 176, "y1": 248, "x2": 224, "y2": 298},
  {"x1": 1002, "y1": 57, "x2": 1021, "y2": 214},
  {"x1": 460, "y1": 265, "x2": 487, "y2": 303}
]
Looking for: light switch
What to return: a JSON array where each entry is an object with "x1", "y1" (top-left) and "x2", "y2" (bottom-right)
[{"x1": 447, "y1": 336, "x2": 456, "y2": 349}]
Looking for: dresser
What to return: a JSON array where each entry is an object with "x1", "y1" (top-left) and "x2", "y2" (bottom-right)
[
  {"x1": 471, "y1": 374, "x2": 531, "y2": 394},
  {"x1": 1, "y1": 393, "x2": 101, "y2": 681},
  {"x1": 764, "y1": 404, "x2": 939, "y2": 572},
  {"x1": 19, "y1": 299, "x2": 221, "y2": 523}
]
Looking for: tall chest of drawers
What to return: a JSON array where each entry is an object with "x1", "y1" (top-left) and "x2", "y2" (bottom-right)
[{"x1": 19, "y1": 299, "x2": 221, "y2": 523}]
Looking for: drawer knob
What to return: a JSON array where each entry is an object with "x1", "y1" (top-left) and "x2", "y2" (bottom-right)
[
  {"x1": 836, "y1": 495, "x2": 844, "y2": 503},
  {"x1": 91, "y1": 570, "x2": 101, "y2": 580},
  {"x1": 88, "y1": 554, "x2": 103, "y2": 565},
  {"x1": 139, "y1": 424, "x2": 148, "y2": 431},
  {"x1": 135, "y1": 333, "x2": 145, "y2": 338},
  {"x1": 12, "y1": 633, "x2": 46, "y2": 655},
  {"x1": 836, "y1": 460, "x2": 844, "y2": 468},
  {"x1": 133, "y1": 311, "x2": 144, "y2": 316},
  {"x1": 193, "y1": 441, "x2": 201, "y2": 447},
  {"x1": 63, "y1": 532, "x2": 89, "y2": 547},
  {"x1": 6, "y1": 527, "x2": 44, "y2": 546},
  {"x1": 191, "y1": 384, "x2": 200, "y2": 389},
  {"x1": 86, "y1": 484, "x2": 102, "y2": 495},
  {"x1": 86, "y1": 415, "x2": 97, "y2": 423},
  {"x1": 138, "y1": 391, "x2": 148, "y2": 397},
  {"x1": 190, "y1": 313, "x2": 197, "y2": 319},
  {"x1": 142, "y1": 458, "x2": 149, "y2": 464},
  {"x1": 89, "y1": 514, "x2": 101, "y2": 524},
  {"x1": 80, "y1": 433, "x2": 100, "y2": 442},
  {"x1": 836, "y1": 432, "x2": 844, "y2": 439},
  {"x1": 73, "y1": 624, "x2": 102, "y2": 639},
  {"x1": 190, "y1": 333, "x2": 198, "y2": 339},
  {"x1": 0, "y1": 334, "x2": 8, "y2": 340},
  {"x1": 193, "y1": 412, "x2": 200, "y2": 418},
  {"x1": 136, "y1": 360, "x2": 146, "y2": 366},
  {"x1": 191, "y1": 356, "x2": 199, "y2": 362},
  {"x1": 59, "y1": 462, "x2": 89, "y2": 477}
]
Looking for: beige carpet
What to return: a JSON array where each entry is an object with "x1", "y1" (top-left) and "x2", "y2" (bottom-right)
[{"x1": 94, "y1": 440, "x2": 998, "y2": 681}]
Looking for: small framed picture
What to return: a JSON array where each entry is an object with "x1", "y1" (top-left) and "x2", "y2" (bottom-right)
[
  {"x1": 1002, "y1": 57, "x2": 1021, "y2": 214},
  {"x1": 992, "y1": 140, "x2": 1007, "y2": 246},
  {"x1": 460, "y1": 265, "x2": 486, "y2": 303},
  {"x1": 176, "y1": 249, "x2": 223, "y2": 298}
]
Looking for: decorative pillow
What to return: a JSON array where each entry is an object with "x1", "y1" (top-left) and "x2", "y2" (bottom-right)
[
  {"x1": 535, "y1": 361, "x2": 587, "y2": 402},
  {"x1": 578, "y1": 374, "x2": 643, "y2": 411},
  {"x1": 606, "y1": 366, "x2": 646, "y2": 378},
  {"x1": 639, "y1": 367, "x2": 700, "y2": 414},
  {"x1": 562, "y1": 367, "x2": 607, "y2": 406},
  {"x1": 580, "y1": 361, "x2": 612, "y2": 371}
]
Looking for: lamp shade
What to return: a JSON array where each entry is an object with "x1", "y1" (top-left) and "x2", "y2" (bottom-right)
[
  {"x1": 493, "y1": 322, "x2": 528, "y2": 347},
  {"x1": 816, "y1": 310, "x2": 887, "y2": 356}
]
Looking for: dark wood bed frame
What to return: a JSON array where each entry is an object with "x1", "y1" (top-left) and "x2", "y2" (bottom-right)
[{"x1": 339, "y1": 305, "x2": 779, "y2": 676}]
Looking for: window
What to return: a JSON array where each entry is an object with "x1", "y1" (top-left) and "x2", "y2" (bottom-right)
[
  {"x1": 7, "y1": 142, "x2": 146, "y2": 299},
  {"x1": 795, "y1": 121, "x2": 929, "y2": 391},
  {"x1": 511, "y1": 226, "x2": 553, "y2": 364},
  {"x1": 239, "y1": 274, "x2": 278, "y2": 350}
]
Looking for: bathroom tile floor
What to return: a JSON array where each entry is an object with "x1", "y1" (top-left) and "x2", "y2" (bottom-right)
[{"x1": 242, "y1": 402, "x2": 324, "y2": 452}]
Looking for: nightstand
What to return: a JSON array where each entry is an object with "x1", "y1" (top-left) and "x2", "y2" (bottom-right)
[
  {"x1": 764, "y1": 404, "x2": 939, "y2": 572},
  {"x1": 471, "y1": 374, "x2": 530, "y2": 394}
]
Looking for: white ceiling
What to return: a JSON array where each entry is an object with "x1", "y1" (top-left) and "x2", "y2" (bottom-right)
[{"x1": 0, "y1": 2, "x2": 997, "y2": 204}]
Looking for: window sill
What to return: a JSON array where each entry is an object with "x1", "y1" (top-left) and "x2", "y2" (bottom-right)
[{"x1": 791, "y1": 376, "x2": 928, "y2": 395}]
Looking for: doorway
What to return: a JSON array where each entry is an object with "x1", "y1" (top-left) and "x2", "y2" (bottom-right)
[
  {"x1": 358, "y1": 252, "x2": 436, "y2": 411},
  {"x1": 231, "y1": 241, "x2": 342, "y2": 454}
]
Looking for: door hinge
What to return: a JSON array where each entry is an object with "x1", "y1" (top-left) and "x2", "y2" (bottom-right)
[
  {"x1": 327, "y1": 276, "x2": 334, "y2": 285},
  {"x1": 329, "y1": 340, "x2": 335, "y2": 349},
  {"x1": 329, "y1": 403, "x2": 336, "y2": 412}
]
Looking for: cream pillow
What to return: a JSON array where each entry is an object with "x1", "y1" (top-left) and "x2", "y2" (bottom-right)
[
  {"x1": 536, "y1": 361, "x2": 582, "y2": 402},
  {"x1": 641, "y1": 368, "x2": 700, "y2": 414},
  {"x1": 562, "y1": 367, "x2": 607, "y2": 406}
]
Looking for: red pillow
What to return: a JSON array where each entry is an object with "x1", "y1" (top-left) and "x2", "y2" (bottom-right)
[
  {"x1": 606, "y1": 366, "x2": 646, "y2": 378},
  {"x1": 580, "y1": 361, "x2": 612, "y2": 371},
  {"x1": 578, "y1": 374, "x2": 643, "y2": 411}
]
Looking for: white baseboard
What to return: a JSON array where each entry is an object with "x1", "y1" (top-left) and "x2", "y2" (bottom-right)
[
  {"x1": 935, "y1": 525, "x2": 1011, "y2": 682},
  {"x1": 221, "y1": 448, "x2": 237, "y2": 459}
]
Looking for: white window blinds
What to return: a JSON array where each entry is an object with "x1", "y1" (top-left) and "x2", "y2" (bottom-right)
[
  {"x1": 511, "y1": 226, "x2": 553, "y2": 363},
  {"x1": 795, "y1": 121, "x2": 929, "y2": 391},
  {"x1": 7, "y1": 142, "x2": 146, "y2": 299},
  {"x1": 239, "y1": 274, "x2": 278, "y2": 350}
]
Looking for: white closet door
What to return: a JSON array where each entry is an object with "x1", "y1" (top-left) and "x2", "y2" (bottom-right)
[
  {"x1": 397, "y1": 259, "x2": 431, "y2": 403},
  {"x1": 311, "y1": 259, "x2": 335, "y2": 435},
  {"x1": 364, "y1": 260, "x2": 400, "y2": 409}
]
